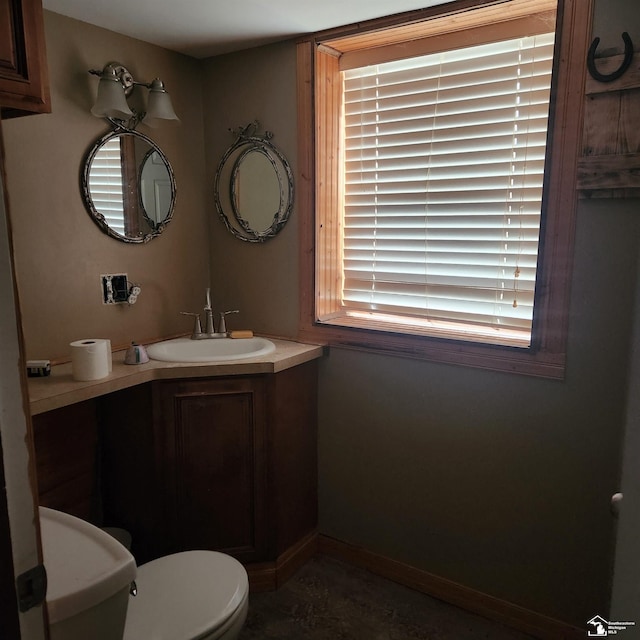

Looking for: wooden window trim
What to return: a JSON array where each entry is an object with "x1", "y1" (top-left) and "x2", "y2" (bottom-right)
[
  {"x1": 297, "y1": 0, "x2": 593, "y2": 379},
  {"x1": 120, "y1": 134, "x2": 142, "y2": 238}
]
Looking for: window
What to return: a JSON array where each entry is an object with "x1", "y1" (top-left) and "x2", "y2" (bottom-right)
[
  {"x1": 341, "y1": 32, "x2": 554, "y2": 347},
  {"x1": 297, "y1": 0, "x2": 592, "y2": 378}
]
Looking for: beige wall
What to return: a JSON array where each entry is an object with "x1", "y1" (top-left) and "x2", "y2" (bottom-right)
[
  {"x1": 4, "y1": 1, "x2": 639, "y2": 631},
  {"x1": 202, "y1": 42, "x2": 299, "y2": 338},
  {"x1": 3, "y1": 11, "x2": 209, "y2": 360}
]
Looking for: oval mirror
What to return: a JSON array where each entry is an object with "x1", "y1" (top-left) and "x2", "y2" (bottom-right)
[
  {"x1": 214, "y1": 122, "x2": 293, "y2": 242},
  {"x1": 81, "y1": 129, "x2": 176, "y2": 243}
]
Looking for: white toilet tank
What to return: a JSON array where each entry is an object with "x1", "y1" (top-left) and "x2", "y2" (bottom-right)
[{"x1": 39, "y1": 507, "x2": 137, "y2": 640}]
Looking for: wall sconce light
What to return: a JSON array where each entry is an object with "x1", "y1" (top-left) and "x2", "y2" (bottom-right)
[{"x1": 88, "y1": 61, "x2": 179, "y2": 129}]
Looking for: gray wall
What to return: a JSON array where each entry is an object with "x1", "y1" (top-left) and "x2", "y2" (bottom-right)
[
  {"x1": 3, "y1": 0, "x2": 638, "y2": 630},
  {"x1": 199, "y1": 2, "x2": 640, "y2": 626},
  {"x1": 317, "y1": 199, "x2": 639, "y2": 624}
]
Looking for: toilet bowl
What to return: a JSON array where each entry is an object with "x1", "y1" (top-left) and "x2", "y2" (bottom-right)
[
  {"x1": 40, "y1": 507, "x2": 249, "y2": 640},
  {"x1": 122, "y1": 550, "x2": 249, "y2": 640}
]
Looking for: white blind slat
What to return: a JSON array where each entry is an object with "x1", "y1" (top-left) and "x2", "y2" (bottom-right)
[
  {"x1": 339, "y1": 31, "x2": 554, "y2": 340},
  {"x1": 88, "y1": 137, "x2": 126, "y2": 235}
]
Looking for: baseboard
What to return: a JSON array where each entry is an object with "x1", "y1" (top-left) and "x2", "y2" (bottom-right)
[
  {"x1": 247, "y1": 531, "x2": 318, "y2": 592},
  {"x1": 318, "y1": 535, "x2": 584, "y2": 640}
]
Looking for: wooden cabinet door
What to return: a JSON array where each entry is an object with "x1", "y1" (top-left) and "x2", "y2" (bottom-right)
[
  {"x1": 0, "y1": 0, "x2": 50, "y2": 117},
  {"x1": 156, "y1": 377, "x2": 267, "y2": 563}
]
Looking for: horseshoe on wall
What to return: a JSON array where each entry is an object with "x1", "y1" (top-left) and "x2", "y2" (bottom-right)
[{"x1": 587, "y1": 31, "x2": 634, "y2": 82}]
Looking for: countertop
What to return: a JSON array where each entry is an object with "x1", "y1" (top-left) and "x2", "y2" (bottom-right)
[{"x1": 29, "y1": 337, "x2": 324, "y2": 415}]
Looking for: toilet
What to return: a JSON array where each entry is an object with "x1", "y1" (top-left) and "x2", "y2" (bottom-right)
[
  {"x1": 39, "y1": 507, "x2": 249, "y2": 640},
  {"x1": 122, "y1": 550, "x2": 249, "y2": 640}
]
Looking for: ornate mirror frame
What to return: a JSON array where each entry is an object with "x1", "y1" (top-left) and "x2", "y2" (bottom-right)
[
  {"x1": 214, "y1": 121, "x2": 294, "y2": 242},
  {"x1": 81, "y1": 127, "x2": 177, "y2": 243}
]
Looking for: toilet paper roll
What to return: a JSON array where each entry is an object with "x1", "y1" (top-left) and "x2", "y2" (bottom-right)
[{"x1": 70, "y1": 339, "x2": 112, "y2": 381}]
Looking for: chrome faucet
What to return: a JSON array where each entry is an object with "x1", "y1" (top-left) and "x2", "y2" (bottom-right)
[
  {"x1": 203, "y1": 289, "x2": 216, "y2": 336},
  {"x1": 181, "y1": 289, "x2": 239, "y2": 339},
  {"x1": 218, "y1": 309, "x2": 239, "y2": 334},
  {"x1": 180, "y1": 311, "x2": 204, "y2": 339}
]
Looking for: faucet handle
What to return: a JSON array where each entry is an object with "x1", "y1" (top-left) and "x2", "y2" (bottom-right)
[
  {"x1": 218, "y1": 310, "x2": 239, "y2": 334},
  {"x1": 180, "y1": 312, "x2": 203, "y2": 339}
]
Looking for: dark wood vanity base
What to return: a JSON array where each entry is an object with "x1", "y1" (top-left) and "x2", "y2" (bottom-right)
[{"x1": 32, "y1": 358, "x2": 319, "y2": 591}]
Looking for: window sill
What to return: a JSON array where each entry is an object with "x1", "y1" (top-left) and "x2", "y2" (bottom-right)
[
  {"x1": 298, "y1": 321, "x2": 566, "y2": 379},
  {"x1": 319, "y1": 310, "x2": 533, "y2": 349}
]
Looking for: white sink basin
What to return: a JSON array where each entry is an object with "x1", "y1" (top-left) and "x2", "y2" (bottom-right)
[{"x1": 146, "y1": 336, "x2": 276, "y2": 363}]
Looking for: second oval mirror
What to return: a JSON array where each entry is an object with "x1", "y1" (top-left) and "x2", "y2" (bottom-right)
[{"x1": 214, "y1": 122, "x2": 293, "y2": 242}]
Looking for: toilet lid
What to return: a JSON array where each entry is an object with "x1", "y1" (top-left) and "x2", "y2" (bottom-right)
[{"x1": 123, "y1": 551, "x2": 248, "y2": 640}]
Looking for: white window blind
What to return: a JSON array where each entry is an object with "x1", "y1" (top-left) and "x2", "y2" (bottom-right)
[
  {"x1": 341, "y1": 32, "x2": 555, "y2": 346},
  {"x1": 87, "y1": 136, "x2": 126, "y2": 235}
]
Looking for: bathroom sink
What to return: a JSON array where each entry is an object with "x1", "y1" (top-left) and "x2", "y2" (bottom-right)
[{"x1": 146, "y1": 336, "x2": 276, "y2": 363}]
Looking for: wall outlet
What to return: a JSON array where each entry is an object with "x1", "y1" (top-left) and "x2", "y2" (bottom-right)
[{"x1": 101, "y1": 274, "x2": 128, "y2": 304}]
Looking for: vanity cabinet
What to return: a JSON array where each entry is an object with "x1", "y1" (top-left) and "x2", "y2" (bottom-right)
[
  {"x1": 0, "y1": 0, "x2": 51, "y2": 117},
  {"x1": 98, "y1": 361, "x2": 318, "y2": 588}
]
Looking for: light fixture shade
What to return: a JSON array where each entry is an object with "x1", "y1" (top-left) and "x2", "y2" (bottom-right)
[
  {"x1": 91, "y1": 73, "x2": 133, "y2": 120},
  {"x1": 143, "y1": 79, "x2": 180, "y2": 128}
]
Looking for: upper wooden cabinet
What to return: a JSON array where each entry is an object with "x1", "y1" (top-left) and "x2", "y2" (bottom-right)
[{"x1": 0, "y1": 0, "x2": 51, "y2": 117}]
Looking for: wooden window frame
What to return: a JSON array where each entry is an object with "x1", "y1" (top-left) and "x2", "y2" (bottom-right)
[{"x1": 297, "y1": 0, "x2": 593, "y2": 379}]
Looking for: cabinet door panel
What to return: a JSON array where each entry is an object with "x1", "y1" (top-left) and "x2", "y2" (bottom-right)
[
  {"x1": 0, "y1": 1, "x2": 17, "y2": 74},
  {"x1": 160, "y1": 378, "x2": 267, "y2": 562}
]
